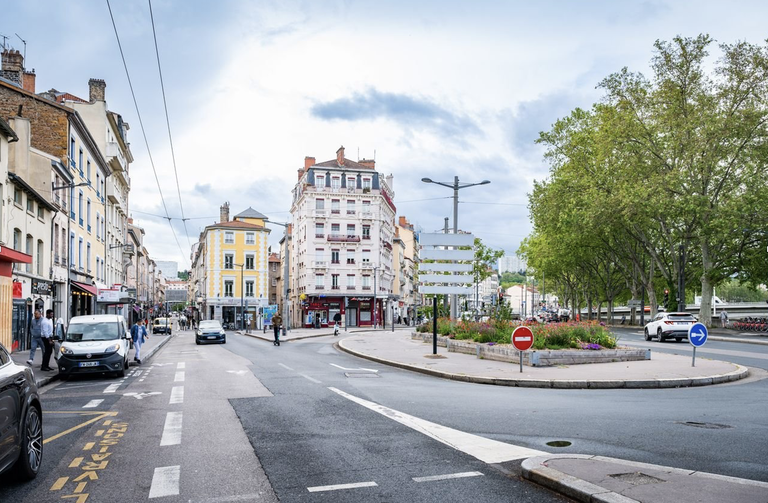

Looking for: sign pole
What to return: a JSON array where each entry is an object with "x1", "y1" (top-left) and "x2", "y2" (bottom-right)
[
  {"x1": 432, "y1": 296, "x2": 437, "y2": 355},
  {"x1": 519, "y1": 350, "x2": 523, "y2": 373},
  {"x1": 692, "y1": 346, "x2": 696, "y2": 367}
]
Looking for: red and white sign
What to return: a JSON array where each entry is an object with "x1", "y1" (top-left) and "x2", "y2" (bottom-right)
[{"x1": 512, "y1": 326, "x2": 534, "y2": 351}]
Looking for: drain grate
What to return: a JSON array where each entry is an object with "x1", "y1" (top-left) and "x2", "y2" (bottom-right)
[
  {"x1": 609, "y1": 472, "x2": 665, "y2": 486},
  {"x1": 345, "y1": 372, "x2": 380, "y2": 378},
  {"x1": 675, "y1": 421, "x2": 732, "y2": 430}
]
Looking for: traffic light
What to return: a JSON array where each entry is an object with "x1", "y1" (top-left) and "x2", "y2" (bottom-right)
[
  {"x1": 664, "y1": 289, "x2": 669, "y2": 308},
  {"x1": 498, "y1": 290, "x2": 504, "y2": 304}
]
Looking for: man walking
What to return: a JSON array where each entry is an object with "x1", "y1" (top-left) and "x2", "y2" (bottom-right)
[
  {"x1": 272, "y1": 311, "x2": 283, "y2": 346},
  {"x1": 26, "y1": 309, "x2": 45, "y2": 366},
  {"x1": 131, "y1": 319, "x2": 148, "y2": 364},
  {"x1": 720, "y1": 310, "x2": 728, "y2": 328},
  {"x1": 40, "y1": 309, "x2": 55, "y2": 371}
]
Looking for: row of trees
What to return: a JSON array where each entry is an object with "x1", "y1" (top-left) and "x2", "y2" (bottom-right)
[{"x1": 520, "y1": 35, "x2": 768, "y2": 326}]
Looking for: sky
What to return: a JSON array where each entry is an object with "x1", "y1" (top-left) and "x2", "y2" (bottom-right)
[{"x1": 4, "y1": 0, "x2": 768, "y2": 270}]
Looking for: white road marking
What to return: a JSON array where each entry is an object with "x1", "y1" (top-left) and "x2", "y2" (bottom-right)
[
  {"x1": 160, "y1": 411, "x2": 183, "y2": 446},
  {"x1": 149, "y1": 465, "x2": 180, "y2": 498},
  {"x1": 177, "y1": 362, "x2": 185, "y2": 369},
  {"x1": 103, "y1": 383, "x2": 121, "y2": 394},
  {"x1": 412, "y1": 471, "x2": 484, "y2": 483},
  {"x1": 170, "y1": 386, "x2": 184, "y2": 404},
  {"x1": 124, "y1": 392, "x2": 162, "y2": 400},
  {"x1": 278, "y1": 363, "x2": 294, "y2": 371},
  {"x1": 82, "y1": 399, "x2": 104, "y2": 409},
  {"x1": 133, "y1": 370, "x2": 143, "y2": 377},
  {"x1": 175, "y1": 371, "x2": 185, "y2": 382},
  {"x1": 300, "y1": 373, "x2": 322, "y2": 384},
  {"x1": 226, "y1": 370, "x2": 249, "y2": 376},
  {"x1": 307, "y1": 481, "x2": 378, "y2": 493},
  {"x1": 330, "y1": 363, "x2": 378, "y2": 373},
  {"x1": 328, "y1": 387, "x2": 547, "y2": 463}
]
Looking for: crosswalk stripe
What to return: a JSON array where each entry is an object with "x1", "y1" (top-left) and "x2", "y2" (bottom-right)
[{"x1": 149, "y1": 466, "x2": 180, "y2": 498}]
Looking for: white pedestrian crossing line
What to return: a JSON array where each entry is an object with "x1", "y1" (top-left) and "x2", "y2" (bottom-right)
[
  {"x1": 160, "y1": 411, "x2": 183, "y2": 446},
  {"x1": 82, "y1": 399, "x2": 104, "y2": 409},
  {"x1": 175, "y1": 371, "x2": 185, "y2": 382},
  {"x1": 170, "y1": 386, "x2": 184, "y2": 404},
  {"x1": 328, "y1": 387, "x2": 547, "y2": 463},
  {"x1": 307, "y1": 481, "x2": 378, "y2": 493},
  {"x1": 412, "y1": 471, "x2": 484, "y2": 483},
  {"x1": 103, "y1": 383, "x2": 120, "y2": 394},
  {"x1": 177, "y1": 362, "x2": 185, "y2": 369},
  {"x1": 149, "y1": 465, "x2": 180, "y2": 498}
]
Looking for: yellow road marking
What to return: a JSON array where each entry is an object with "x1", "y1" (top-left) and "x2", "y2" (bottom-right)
[
  {"x1": 94, "y1": 430, "x2": 104, "y2": 437},
  {"x1": 83, "y1": 442, "x2": 95, "y2": 451},
  {"x1": 62, "y1": 495, "x2": 88, "y2": 502},
  {"x1": 50, "y1": 476, "x2": 68, "y2": 491},
  {"x1": 102, "y1": 420, "x2": 112, "y2": 426},
  {"x1": 74, "y1": 482, "x2": 87, "y2": 493},
  {"x1": 69, "y1": 457, "x2": 83, "y2": 468},
  {"x1": 99, "y1": 446, "x2": 109, "y2": 453},
  {"x1": 43, "y1": 412, "x2": 117, "y2": 445},
  {"x1": 74, "y1": 471, "x2": 98, "y2": 482}
]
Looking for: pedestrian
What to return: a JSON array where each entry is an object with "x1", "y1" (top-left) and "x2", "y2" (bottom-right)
[
  {"x1": 40, "y1": 309, "x2": 55, "y2": 371},
  {"x1": 131, "y1": 319, "x2": 149, "y2": 364},
  {"x1": 26, "y1": 309, "x2": 45, "y2": 367},
  {"x1": 333, "y1": 312, "x2": 342, "y2": 336},
  {"x1": 272, "y1": 311, "x2": 283, "y2": 346},
  {"x1": 720, "y1": 310, "x2": 728, "y2": 328}
]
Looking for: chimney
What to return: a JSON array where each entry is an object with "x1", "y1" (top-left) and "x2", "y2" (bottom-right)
[
  {"x1": 22, "y1": 70, "x2": 35, "y2": 93},
  {"x1": 304, "y1": 156, "x2": 315, "y2": 169},
  {"x1": 297, "y1": 169, "x2": 304, "y2": 181},
  {"x1": 88, "y1": 78, "x2": 106, "y2": 102},
  {"x1": 398, "y1": 216, "x2": 407, "y2": 228},
  {"x1": 359, "y1": 158, "x2": 375, "y2": 169},
  {"x1": 220, "y1": 202, "x2": 230, "y2": 223},
  {"x1": 336, "y1": 145, "x2": 345, "y2": 166},
  {"x1": 1, "y1": 49, "x2": 24, "y2": 85},
  {"x1": 128, "y1": 217, "x2": 134, "y2": 224}
]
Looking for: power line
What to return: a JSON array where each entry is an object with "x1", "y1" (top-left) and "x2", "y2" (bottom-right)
[
  {"x1": 460, "y1": 201, "x2": 528, "y2": 206},
  {"x1": 147, "y1": 0, "x2": 192, "y2": 252},
  {"x1": 396, "y1": 196, "x2": 453, "y2": 203},
  {"x1": 105, "y1": 0, "x2": 188, "y2": 266},
  {"x1": 130, "y1": 209, "x2": 217, "y2": 221}
]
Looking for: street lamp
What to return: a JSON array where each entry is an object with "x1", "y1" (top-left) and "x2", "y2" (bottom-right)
[
  {"x1": 234, "y1": 263, "x2": 245, "y2": 331},
  {"x1": 421, "y1": 176, "x2": 490, "y2": 319},
  {"x1": 52, "y1": 182, "x2": 90, "y2": 321}
]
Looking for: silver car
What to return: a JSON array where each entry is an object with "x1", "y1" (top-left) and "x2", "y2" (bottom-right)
[{"x1": 644, "y1": 312, "x2": 697, "y2": 342}]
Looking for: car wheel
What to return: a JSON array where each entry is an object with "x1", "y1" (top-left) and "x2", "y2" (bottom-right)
[
  {"x1": 195, "y1": 339, "x2": 200, "y2": 345},
  {"x1": 13, "y1": 405, "x2": 43, "y2": 480},
  {"x1": 657, "y1": 328, "x2": 664, "y2": 342},
  {"x1": 222, "y1": 338, "x2": 226, "y2": 344},
  {"x1": 675, "y1": 337, "x2": 683, "y2": 342},
  {"x1": 644, "y1": 328, "x2": 651, "y2": 341}
]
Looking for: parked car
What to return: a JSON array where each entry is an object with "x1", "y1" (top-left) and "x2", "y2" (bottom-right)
[
  {"x1": 196, "y1": 320, "x2": 226, "y2": 345},
  {"x1": 153, "y1": 317, "x2": 173, "y2": 334},
  {"x1": 57, "y1": 315, "x2": 132, "y2": 378},
  {"x1": 644, "y1": 312, "x2": 697, "y2": 342},
  {"x1": 0, "y1": 342, "x2": 43, "y2": 480}
]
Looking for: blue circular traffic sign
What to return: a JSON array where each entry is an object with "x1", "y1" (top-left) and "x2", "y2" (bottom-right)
[{"x1": 688, "y1": 322, "x2": 708, "y2": 347}]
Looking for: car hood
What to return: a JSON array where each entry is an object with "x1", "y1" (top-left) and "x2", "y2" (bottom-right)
[{"x1": 62, "y1": 340, "x2": 120, "y2": 353}]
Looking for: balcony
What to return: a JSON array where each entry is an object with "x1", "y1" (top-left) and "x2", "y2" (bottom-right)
[
  {"x1": 315, "y1": 234, "x2": 325, "y2": 239},
  {"x1": 361, "y1": 211, "x2": 374, "y2": 220},
  {"x1": 362, "y1": 286, "x2": 371, "y2": 291},
  {"x1": 346, "y1": 286, "x2": 356, "y2": 290},
  {"x1": 383, "y1": 241, "x2": 393, "y2": 251},
  {"x1": 312, "y1": 209, "x2": 328, "y2": 218},
  {"x1": 315, "y1": 285, "x2": 325, "y2": 290},
  {"x1": 312, "y1": 260, "x2": 328, "y2": 269},
  {"x1": 361, "y1": 262, "x2": 373, "y2": 269},
  {"x1": 327, "y1": 234, "x2": 360, "y2": 243},
  {"x1": 331, "y1": 209, "x2": 340, "y2": 215},
  {"x1": 346, "y1": 210, "x2": 356, "y2": 215}
]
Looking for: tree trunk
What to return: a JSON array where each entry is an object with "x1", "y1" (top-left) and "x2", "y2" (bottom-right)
[
  {"x1": 596, "y1": 302, "x2": 603, "y2": 322},
  {"x1": 699, "y1": 240, "x2": 714, "y2": 327},
  {"x1": 608, "y1": 298, "x2": 614, "y2": 324}
]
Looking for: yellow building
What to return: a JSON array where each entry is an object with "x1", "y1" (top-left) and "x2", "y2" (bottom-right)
[{"x1": 198, "y1": 204, "x2": 270, "y2": 328}]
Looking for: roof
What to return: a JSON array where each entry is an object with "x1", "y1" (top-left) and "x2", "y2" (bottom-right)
[
  {"x1": 233, "y1": 207, "x2": 268, "y2": 220},
  {"x1": 312, "y1": 157, "x2": 373, "y2": 170},
  {"x1": 269, "y1": 253, "x2": 280, "y2": 262},
  {"x1": 0, "y1": 116, "x2": 18, "y2": 142},
  {"x1": 8, "y1": 173, "x2": 57, "y2": 212},
  {"x1": 206, "y1": 220, "x2": 270, "y2": 232}
]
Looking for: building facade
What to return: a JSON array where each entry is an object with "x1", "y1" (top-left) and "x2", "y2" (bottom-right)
[
  {"x1": 395, "y1": 216, "x2": 418, "y2": 324},
  {"x1": 289, "y1": 147, "x2": 395, "y2": 328}
]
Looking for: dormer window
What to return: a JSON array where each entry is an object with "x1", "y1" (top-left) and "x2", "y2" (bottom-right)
[
  {"x1": 316, "y1": 175, "x2": 325, "y2": 188},
  {"x1": 362, "y1": 178, "x2": 372, "y2": 189},
  {"x1": 331, "y1": 177, "x2": 341, "y2": 189}
]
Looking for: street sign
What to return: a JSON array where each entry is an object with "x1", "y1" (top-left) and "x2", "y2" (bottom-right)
[
  {"x1": 688, "y1": 322, "x2": 708, "y2": 347},
  {"x1": 627, "y1": 300, "x2": 642, "y2": 308},
  {"x1": 512, "y1": 326, "x2": 534, "y2": 351}
]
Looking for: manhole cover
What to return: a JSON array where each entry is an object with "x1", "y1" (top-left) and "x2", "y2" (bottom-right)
[
  {"x1": 545, "y1": 440, "x2": 572, "y2": 448},
  {"x1": 609, "y1": 472, "x2": 665, "y2": 485},
  {"x1": 345, "y1": 372, "x2": 380, "y2": 378},
  {"x1": 675, "y1": 421, "x2": 732, "y2": 430}
]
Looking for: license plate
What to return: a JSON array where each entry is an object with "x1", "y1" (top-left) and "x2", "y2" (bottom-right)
[
  {"x1": 207, "y1": 336, "x2": 217, "y2": 339},
  {"x1": 79, "y1": 361, "x2": 99, "y2": 367}
]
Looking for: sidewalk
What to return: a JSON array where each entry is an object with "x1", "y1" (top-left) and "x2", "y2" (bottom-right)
[
  {"x1": 236, "y1": 325, "x2": 413, "y2": 343},
  {"x1": 10, "y1": 330, "x2": 175, "y2": 389}
]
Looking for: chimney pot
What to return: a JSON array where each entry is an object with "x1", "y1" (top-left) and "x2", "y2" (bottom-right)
[
  {"x1": 88, "y1": 78, "x2": 106, "y2": 102},
  {"x1": 1, "y1": 49, "x2": 24, "y2": 85}
]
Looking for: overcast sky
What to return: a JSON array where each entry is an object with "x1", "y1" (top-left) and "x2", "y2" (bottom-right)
[{"x1": 5, "y1": 0, "x2": 767, "y2": 269}]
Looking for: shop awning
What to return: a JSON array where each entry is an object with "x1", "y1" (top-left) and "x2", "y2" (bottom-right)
[{"x1": 72, "y1": 281, "x2": 98, "y2": 296}]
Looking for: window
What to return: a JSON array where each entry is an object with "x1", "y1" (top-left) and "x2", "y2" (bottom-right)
[
  {"x1": 347, "y1": 224, "x2": 355, "y2": 237},
  {"x1": 87, "y1": 160, "x2": 91, "y2": 183},
  {"x1": 13, "y1": 187, "x2": 22, "y2": 206},
  {"x1": 362, "y1": 275, "x2": 371, "y2": 289},
  {"x1": 331, "y1": 177, "x2": 341, "y2": 189},
  {"x1": 315, "y1": 198, "x2": 325, "y2": 209},
  {"x1": 331, "y1": 199, "x2": 340, "y2": 214},
  {"x1": 271, "y1": 278, "x2": 277, "y2": 286},
  {"x1": 315, "y1": 248, "x2": 324, "y2": 262},
  {"x1": 78, "y1": 191, "x2": 84, "y2": 226},
  {"x1": 13, "y1": 228, "x2": 21, "y2": 251},
  {"x1": 362, "y1": 178, "x2": 372, "y2": 189},
  {"x1": 363, "y1": 225, "x2": 371, "y2": 239},
  {"x1": 346, "y1": 275, "x2": 355, "y2": 288},
  {"x1": 331, "y1": 223, "x2": 340, "y2": 235},
  {"x1": 70, "y1": 233, "x2": 75, "y2": 268},
  {"x1": 37, "y1": 240, "x2": 43, "y2": 276},
  {"x1": 87, "y1": 199, "x2": 91, "y2": 232},
  {"x1": 347, "y1": 176, "x2": 356, "y2": 188},
  {"x1": 347, "y1": 200, "x2": 355, "y2": 214},
  {"x1": 70, "y1": 137, "x2": 76, "y2": 164},
  {"x1": 37, "y1": 204, "x2": 44, "y2": 220},
  {"x1": 331, "y1": 249, "x2": 340, "y2": 264},
  {"x1": 245, "y1": 232, "x2": 255, "y2": 245},
  {"x1": 315, "y1": 274, "x2": 325, "y2": 289},
  {"x1": 315, "y1": 175, "x2": 325, "y2": 188},
  {"x1": 224, "y1": 281, "x2": 234, "y2": 297},
  {"x1": 25, "y1": 234, "x2": 33, "y2": 272},
  {"x1": 362, "y1": 249, "x2": 371, "y2": 263},
  {"x1": 224, "y1": 231, "x2": 234, "y2": 244},
  {"x1": 78, "y1": 149, "x2": 84, "y2": 175},
  {"x1": 96, "y1": 213, "x2": 101, "y2": 239},
  {"x1": 224, "y1": 254, "x2": 234, "y2": 269},
  {"x1": 315, "y1": 223, "x2": 324, "y2": 238},
  {"x1": 96, "y1": 173, "x2": 101, "y2": 198},
  {"x1": 362, "y1": 200, "x2": 371, "y2": 208},
  {"x1": 245, "y1": 255, "x2": 254, "y2": 270},
  {"x1": 87, "y1": 243, "x2": 91, "y2": 272},
  {"x1": 245, "y1": 281, "x2": 254, "y2": 297},
  {"x1": 70, "y1": 186, "x2": 75, "y2": 219},
  {"x1": 78, "y1": 238, "x2": 83, "y2": 270},
  {"x1": 27, "y1": 197, "x2": 34, "y2": 214},
  {"x1": 54, "y1": 224, "x2": 59, "y2": 262},
  {"x1": 346, "y1": 250, "x2": 355, "y2": 264},
  {"x1": 331, "y1": 274, "x2": 339, "y2": 289}
]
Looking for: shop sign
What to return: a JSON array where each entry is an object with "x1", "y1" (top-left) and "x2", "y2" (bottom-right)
[
  {"x1": 98, "y1": 289, "x2": 122, "y2": 303},
  {"x1": 31, "y1": 279, "x2": 52, "y2": 295}
]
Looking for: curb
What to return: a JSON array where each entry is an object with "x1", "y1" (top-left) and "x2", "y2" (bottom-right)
[
  {"x1": 237, "y1": 330, "x2": 336, "y2": 342},
  {"x1": 138, "y1": 332, "x2": 175, "y2": 362},
  {"x1": 708, "y1": 335, "x2": 768, "y2": 346},
  {"x1": 336, "y1": 339, "x2": 750, "y2": 389},
  {"x1": 520, "y1": 454, "x2": 768, "y2": 503}
]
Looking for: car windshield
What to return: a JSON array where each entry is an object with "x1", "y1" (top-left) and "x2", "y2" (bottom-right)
[
  {"x1": 668, "y1": 314, "x2": 695, "y2": 321},
  {"x1": 155, "y1": 318, "x2": 170, "y2": 324},
  {"x1": 199, "y1": 321, "x2": 221, "y2": 330},
  {"x1": 66, "y1": 322, "x2": 118, "y2": 342}
]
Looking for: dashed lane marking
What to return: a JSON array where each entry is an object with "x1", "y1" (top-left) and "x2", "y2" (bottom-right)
[
  {"x1": 175, "y1": 371, "x2": 185, "y2": 382},
  {"x1": 412, "y1": 471, "x2": 484, "y2": 482},
  {"x1": 177, "y1": 362, "x2": 185, "y2": 369},
  {"x1": 330, "y1": 363, "x2": 378, "y2": 373},
  {"x1": 299, "y1": 373, "x2": 322, "y2": 384},
  {"x1": 149, "y1": 465, "x2": 181, "y2": 498},
  {"x1": 83, "y1": 399, "x2": 104, "y2": 408},
  {"x1": 307, "y1": 481, "x2": 378, "y2": 493},
  {"x1": 278, "y1": 363, "x2": 294, "y2": 371},
  {"x1": 160, "y1": 412, "x2": 183, "y2": 446},
  {"x1": 170, "y1": 386, "x2": 184, "y2": 404},
  {"x1": 103, "y1": 383, "x2": 120, "y2": 394}
]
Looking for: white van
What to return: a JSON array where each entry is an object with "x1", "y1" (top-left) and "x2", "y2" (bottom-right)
[{"x1": 57, "y1": 315, "x2": 132, "y2": 378}]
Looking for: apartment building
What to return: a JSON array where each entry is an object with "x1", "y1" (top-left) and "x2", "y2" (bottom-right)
[
  {"x1": 289, "y1": 147, "x2": 395, "y2": 328},
  {"x1": 395, "y1": 216, "x2": 418, "y2": 324}
]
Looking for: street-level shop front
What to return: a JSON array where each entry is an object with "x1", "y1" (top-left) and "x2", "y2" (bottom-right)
[{"x1": 300, "y1": 296, "x2": 383, "y2": 328}]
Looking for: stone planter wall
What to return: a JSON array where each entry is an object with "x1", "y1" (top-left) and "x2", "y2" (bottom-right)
[{"x1": 412, "y1": 332, "x2": 650, "y2": 366}]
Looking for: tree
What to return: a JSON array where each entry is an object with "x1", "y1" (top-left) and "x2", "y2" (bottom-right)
[{"x1": 472, "y1": 238, "x2": 504, "y2": 312}]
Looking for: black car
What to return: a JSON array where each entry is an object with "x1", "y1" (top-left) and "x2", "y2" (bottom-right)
[
  {"x1": 0, "y1": 342, "x2": 43, "y2": 480},
  {"x1": 196, "y1": 320, "x2": 226, "y2": 345}
]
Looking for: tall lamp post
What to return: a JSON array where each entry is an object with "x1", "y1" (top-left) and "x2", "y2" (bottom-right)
[
  {"x1": 421, "y1": 176, "x2": 490, "y2": 320},
  {"x1": 52, "y1": 182, "x2": 90, "y2": 321},
  {"x1": 234, "y1": 263, "x2": 245, "y2": 331}
]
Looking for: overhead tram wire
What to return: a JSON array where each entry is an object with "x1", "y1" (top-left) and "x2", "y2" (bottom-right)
[
  {"x1": 148, "y1": 0, "x2": 192, "y2": 252},
  {"x1": 105, "y1": 0, "x2": 188, "y2": 266}
]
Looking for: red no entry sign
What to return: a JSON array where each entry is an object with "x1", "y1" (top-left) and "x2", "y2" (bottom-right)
[{"x1": 512, "y1": 326, "x2": 534, "y2": 351}]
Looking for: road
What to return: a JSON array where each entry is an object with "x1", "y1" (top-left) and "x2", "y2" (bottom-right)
[{"x1": 2, "y1": 326, "x2": 766, "y2": 502}]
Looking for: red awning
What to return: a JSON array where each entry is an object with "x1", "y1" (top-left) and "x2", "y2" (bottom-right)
[
  {"x1": 0, "y1": 246, "x2": 32, "y2": 264},
  {"x1": 72, "y1": 281, "x2": 98, "y2": 296}
]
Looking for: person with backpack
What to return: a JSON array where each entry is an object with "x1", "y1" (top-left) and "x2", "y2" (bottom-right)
[{"x1": 131, "y1": 319, "x2": 149, "y2": 364}]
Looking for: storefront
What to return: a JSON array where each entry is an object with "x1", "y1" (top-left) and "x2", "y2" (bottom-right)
[
  {"x1": 71, "y1": 281, "x2": 96, "y2": 317},
  {"x1": 302, "y1": 296, "x2": 380, "y2": 328},
  {"x1": 1, "y1": 247, "x2": 32, "y2": 352}
]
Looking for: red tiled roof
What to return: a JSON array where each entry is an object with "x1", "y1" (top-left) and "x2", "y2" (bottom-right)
[
  {"x1": 55, "y1": 93, "x2": 87, "y2": 104},
  {"x1": 312, "y1": 157, "x2": 373, "y2": 170},
  {"x1": 206, "y1": 220, "x2": 269, "y2": 231}
]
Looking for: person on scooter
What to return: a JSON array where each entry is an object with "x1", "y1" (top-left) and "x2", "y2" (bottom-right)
[{"x1": 333, "y1": 312, "x2": 342, "y2": 336}]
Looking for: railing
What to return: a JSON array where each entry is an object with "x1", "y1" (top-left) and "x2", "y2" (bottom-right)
[
  {"x1": 362, "y1": 286, "x2": 371, "y2": 290},
  {"x1": 347, "y1": 286, "x2": 356, "y2": 290},
  {"x1": 312, "y1": 260, "x2": 328, "y2": 268},
  {"x1": 331, "y1": 286, "x2": 340, "y2": 290},
  {"x1": 361, "y1": 211, "x2": 374, "y2": 219},
  {"x1": 327, "y1": 235, "x2": 360, "y2": 242},
  {"x1": 346, "y1": 210, "x2": 356, "y2": 215},
  {"x1": 346, "y1": 259, "x2": 355, "y2": 264},
  {"x1": 315, "y1": 285, "x2": 325, "y2": 290},
  {"x1": 313, "y1": 209, "x2": 328, "y2": 218},
  {"x1": 331, "y1": 209, "x2": 340, "y2": 214},
  {"x1": 361, "y1": 262, "x2": 373, "y2": 269},
  {"x1": 315, "y1": 234, "x2": 325, "y2": 239},
  {"x1": 362, "y1": 234, "x2": 371, "y2": 240}
]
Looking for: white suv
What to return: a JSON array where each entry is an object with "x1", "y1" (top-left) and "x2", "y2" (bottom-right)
[{"x1": 644, "y1": 312, "x2": 697, "y2": 342}]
